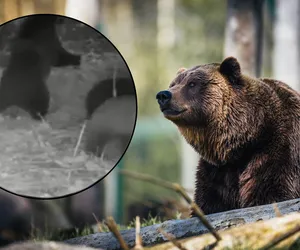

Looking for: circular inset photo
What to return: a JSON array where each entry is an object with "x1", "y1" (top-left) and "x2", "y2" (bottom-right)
[{"x1": 0, "y1": 14, "x2": 137, "y2": 198}]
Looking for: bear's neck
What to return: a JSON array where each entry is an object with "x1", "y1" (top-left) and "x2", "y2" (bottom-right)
[
  {"x1": 178, "y1": 126, "x2": 227, "y2": 166},
  {"x1": 178, "y1": 119, "x2": 264, "y2": 167}
]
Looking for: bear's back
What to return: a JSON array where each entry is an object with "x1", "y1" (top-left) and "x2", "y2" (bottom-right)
[{"x1": 260, "y1": 78, "x2": 300, "y2": 152}]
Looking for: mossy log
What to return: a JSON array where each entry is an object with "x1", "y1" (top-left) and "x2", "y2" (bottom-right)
[
  {"x1": 0, "y1": 241, "x2": 101, "y2": 250},
  {"x1": 147, "y1": 212, "x2": 300, "y2": 250},
  {"x1": 65, "y1": 198, "x2": 300, "y2": 250}
]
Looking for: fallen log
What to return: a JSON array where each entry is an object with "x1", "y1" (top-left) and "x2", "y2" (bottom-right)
[
  {"x1": 0, "y1": 241, "x2": 101, "y2": 250},
  {"x1": 65, "y1": 198, "x2": 300, "y2": 250},
  {"x1": 146, "y1": 212, "x2": 300, "y2": 250}
]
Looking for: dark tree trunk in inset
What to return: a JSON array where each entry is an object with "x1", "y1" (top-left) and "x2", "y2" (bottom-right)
[{"x1": 224, "y1": 0, "x2": 264, "y2": 77}]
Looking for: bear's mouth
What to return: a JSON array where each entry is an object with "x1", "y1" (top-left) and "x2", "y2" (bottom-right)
[{"x1": 161, "y1": 107, "x2": 186, "y2": 117}]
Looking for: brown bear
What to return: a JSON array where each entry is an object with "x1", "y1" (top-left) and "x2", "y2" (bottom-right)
[
  {"x1": 85, "y1": 77, "x2": 136, "y2": 119},
  {"x1": 84, "y1": 77, "x2": 136, "y2": 160},
  {"x1": 16, "y1": 14, "x2": 81, "y2": 67},
  {"x1": 0, "y1": 14, "x2": 81, "y2": 120},
  {"x1": 0, "y1": 39, "x2": 51, "y2": 120},
  {"x1": 85, "y1": 95, "x2": 136, "y2": 161},
  {"x1": 156, "y1": 57, "x2": 300, "y2": 215}
]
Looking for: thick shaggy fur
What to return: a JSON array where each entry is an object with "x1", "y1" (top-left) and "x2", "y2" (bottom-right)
[
  {"x1": 156, "y1": 57, "x2": 300, "y2": 215},
  {"x1": 16, "y1": 14, "x2": 81, "y2": 67},
  {"x1": 0, "y1": 15, "x2": 81, "y2": 119},
  {"x1": 85, "y1": 77, "x2": 136, "y2": 119},
  {"x1": 85, "y1": 96, "x2": 136, "y2": 159},
  {"x1": 0, "y1": 39, "x2": 51, "y2": 119}
]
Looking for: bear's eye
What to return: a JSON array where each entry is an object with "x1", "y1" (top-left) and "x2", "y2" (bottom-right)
[{"x1": 188, "y1": 82, "x2": 196, "y2": 88}]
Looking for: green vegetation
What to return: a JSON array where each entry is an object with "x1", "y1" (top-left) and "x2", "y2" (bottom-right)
[
  {"x1": 32, "y1": 214, "x2": 164, "y2": 242},
  {"x1": 119, "y1": 0, "x2": 226, "y2": 225}
]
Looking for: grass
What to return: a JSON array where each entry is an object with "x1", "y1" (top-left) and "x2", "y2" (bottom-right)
[
  {"x1": 0, "y1": 114, "x2": 112, "y2": 197},
  {"x1": 30, "y1": 213, "x2": 164, "y2": 242}
]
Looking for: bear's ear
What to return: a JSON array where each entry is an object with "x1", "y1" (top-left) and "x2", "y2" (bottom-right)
[
  {"x1": 219, "y1": 57, "x2": 241, "y2": 84},
  {"x1": 176, "y1": 67, "x2": 187, "y2": 75}
]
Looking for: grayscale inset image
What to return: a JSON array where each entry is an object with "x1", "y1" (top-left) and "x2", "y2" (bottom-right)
[{"x1": 0, "y1": 14, "x2": 137, "y2": 198}]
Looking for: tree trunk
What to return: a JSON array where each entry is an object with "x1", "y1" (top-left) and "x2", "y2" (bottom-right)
[
  {"x1": 273, "y1": 0, "x2": 300, "y2": 91},
  {"x1": 224, "y1": 0, "x2": 264, "y2": 77},
  {"x1": 64, "y1": 0, "x2": 101, "y2": 29}
]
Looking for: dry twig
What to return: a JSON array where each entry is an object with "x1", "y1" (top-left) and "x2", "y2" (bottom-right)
[
  {"x1": 73, "y1": 120, "x2": 87, "y2": 157},
  {"x1": 133, "y1": 216, "x2": 143, "y2": 250},
  {"x1": 112, "y1": 66, "x2": 117, "y2": 97},
  {"x1": 273, "y1": 203, "x2": 282, "y2": 217},
  {"x1": 92, "y1": 213, "x2": 104, "y2": 233},
  {"x1": 105, "y1": 216, "x2": 129, "y2": 250}
]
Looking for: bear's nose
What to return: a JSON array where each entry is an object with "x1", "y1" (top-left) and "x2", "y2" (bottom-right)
[{"x1": 156, "y1": 90, "x2": 172, "y2": 106}]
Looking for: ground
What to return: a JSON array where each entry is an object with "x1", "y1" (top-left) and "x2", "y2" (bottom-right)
[{"x1": 0, "y1": 19, "x2": 132, "y2": 198}]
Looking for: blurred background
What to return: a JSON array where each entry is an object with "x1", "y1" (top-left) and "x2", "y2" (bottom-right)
[{"x1": 0, "y1": 0, "x2": 298, "y2": 239}]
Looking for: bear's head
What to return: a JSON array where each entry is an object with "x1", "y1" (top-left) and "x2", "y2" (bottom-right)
[
  {"x1": 18, "y1": 15, "x2": 61, "y2": 40},
  {"x1": 156, "y1": 57, "x2": 242, "y2": 126},
  {"x1": 156, "y1": 57, "x2": 268, "y2": 165}
]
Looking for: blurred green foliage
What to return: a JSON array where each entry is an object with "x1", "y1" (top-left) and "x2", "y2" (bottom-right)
[
  {"x1": 175, "y1": 0, "x2": 226, "y2": 67},
  {"x1": 122, "y1": 134, "x2": 181, "y2": 223},
  {"x1": 129, "y1": 0, "x2": 226, "y2": 116},
  {"x1": 113, "y1": 0, "x2": 227, "y2": 224}
]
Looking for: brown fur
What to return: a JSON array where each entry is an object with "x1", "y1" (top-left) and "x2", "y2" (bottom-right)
[{"x1": 156, "y1": 57, "x2": 300, "y2": 214}]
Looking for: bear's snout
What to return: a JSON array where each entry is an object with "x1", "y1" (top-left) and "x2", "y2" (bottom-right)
[{"x1": 156, "y1": 90, "x2": 172, "y2": 107}]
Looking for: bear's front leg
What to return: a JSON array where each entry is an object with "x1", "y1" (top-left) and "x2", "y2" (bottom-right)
[
  {"x1": 191, "y1": 159, "x2": 240, "y2": 216},
  {"x1": 239, "y1": 159, "x2": 297, "y2": 208}
]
